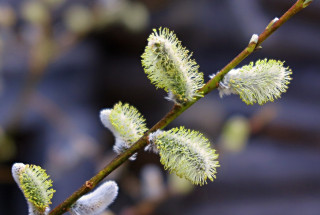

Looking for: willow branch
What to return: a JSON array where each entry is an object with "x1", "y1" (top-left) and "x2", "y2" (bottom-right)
[{"x1": 49, "y1": 1, "x2": 312, "y2": 214}]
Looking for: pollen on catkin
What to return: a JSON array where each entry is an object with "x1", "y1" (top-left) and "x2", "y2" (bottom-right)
[
  {"x1": 70, "y1": 181, "x2": 118, "y2": 215},
  {"x1": 12, "y1": 163, "x2": 55, "y2": 215},
  {"x1": 100, "y1": 102, "x2": 148, "y2": 160},
  {"x1": 141, "y1": 27, "x2": 204, "y2": 104},
  {"x1": 148, "y1": 127, "x2": 219, "y2": 186},
  {"x1": 218, "y1": 59, "x2": 292, "y2": 105}
]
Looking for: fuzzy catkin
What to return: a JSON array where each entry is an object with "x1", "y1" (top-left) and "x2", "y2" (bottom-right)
[
  {"x1": 12, "y1": 163, "x2": 55, "y2": 215},
  {"x1": 149, "y1": 127, "x2": 219, "y2": 185},
  {"x1": 218, "y1": 59, "x2": 292, "y2": 105},
  {"x1": 100, "y1": 102, "x2": 148, "y2": 160},
  {"x1": 70, "y1": 181, "x2": 118, "y2": 215},
  {"x1": 142, "y1": 27, "x2": 204, "y2": 104}
]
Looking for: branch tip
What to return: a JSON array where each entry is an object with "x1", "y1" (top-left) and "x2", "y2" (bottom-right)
[{"x1": 302, "y1": 0, "x2": 313, "y2": 8}]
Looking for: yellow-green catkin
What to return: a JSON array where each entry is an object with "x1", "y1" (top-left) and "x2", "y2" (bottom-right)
[
  {"x1": 12, "y1": 163, "x2": 55, "y2": 214},
  {"x1": 141, "y1": 27, "x2": 204, "y2": 104},
  {"x1": 149, "y1": 127, "x2": 219, "y2": 185},
  {"x1": 100, "y1": 102, "x2": 148, "y2": 160}
]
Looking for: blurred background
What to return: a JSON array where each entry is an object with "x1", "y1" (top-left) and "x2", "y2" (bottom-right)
[{"x1": 0, "y1": 0, "x2": 320, "y2": 214}]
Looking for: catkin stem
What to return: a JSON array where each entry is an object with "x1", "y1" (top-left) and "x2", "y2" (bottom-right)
[{"x1": 49, "y1": 1, "x2": 312, "y2": 214}]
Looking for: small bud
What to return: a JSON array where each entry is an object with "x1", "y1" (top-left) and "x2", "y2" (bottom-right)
[
  {"x1": 217, "y1": 59, "x2": 292, "y2": 105},
  {"x1": 249, "y1": 34, "x2": 259, "y2": 44},
  {"x1": 149, "y1": 127, "x2": 219, "y2": 186},
  {"x1": 141, "y1": 27, "x2": 204, "y2": 104},
  {"x1": 12, "y1": 163, "x2": 55, "y2": 215},
  {"x1": 266, "y1": 17, "x2": 279, "y2": 29},
  {"x1": 70, "y1": 181, "x2": 118, "y2": 215},
  {"x1": 100, "y1": 102, "x2": 148, "y2": 160},
  {"x1": 272, "y1": 17, "x2": 279, "y2": 23},
  {"x1": 303, "y1": 0, "x2": 313, "y2": 8}
]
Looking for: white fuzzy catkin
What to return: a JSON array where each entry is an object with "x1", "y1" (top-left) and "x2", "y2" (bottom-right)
[
  {"x1": 100, "y1": 108, "x2": 131, "y2": 157},
  {"x1": 12, "y1": 163, "x2": 52, "y2": 215},
  {"x1": 70, "y1": 181, "x2": 118, "y2": 215},
  {"x1": 249, "y1": 34, "x2": 259, "y2": 44},
  {"x1": 217, "y1": 59, "x2": 292, "y2": 105},
  {"x1": 100, "y1": 102, "x2": 148, "y2": 160}
]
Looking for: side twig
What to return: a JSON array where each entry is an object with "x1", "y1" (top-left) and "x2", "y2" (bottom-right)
[{"x1": 49, "y1": 1, "x2": 312, "y2": 214}]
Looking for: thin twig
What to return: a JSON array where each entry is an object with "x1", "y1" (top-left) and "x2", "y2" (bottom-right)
[{"x1": 49, "y1": 1, "x2": 312, "y2": 214}]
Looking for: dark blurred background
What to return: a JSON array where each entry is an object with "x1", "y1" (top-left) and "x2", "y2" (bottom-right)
[{"x1": 0, "y1": 0, "x2": 320, "y2": 214}]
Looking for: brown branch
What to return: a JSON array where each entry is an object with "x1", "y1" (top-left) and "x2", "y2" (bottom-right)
[{"x1": 49, "y1": 1, "x2": 312, "y2": 214}]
